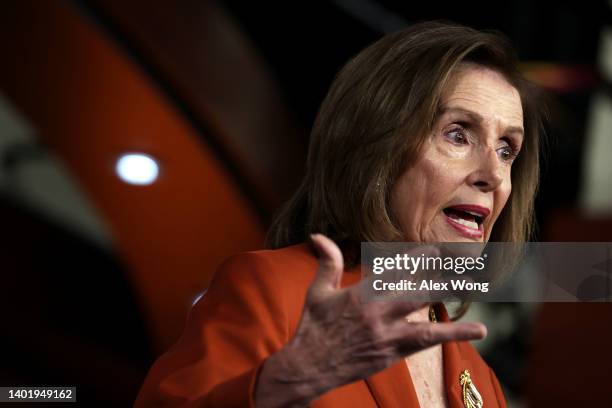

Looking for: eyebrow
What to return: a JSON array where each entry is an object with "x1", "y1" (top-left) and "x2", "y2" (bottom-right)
[{"x1": 436, "y1": 106, "x2": 525, "y2": 137}]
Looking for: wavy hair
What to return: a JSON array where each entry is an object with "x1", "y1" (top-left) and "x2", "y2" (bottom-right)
[{"x1": 266, "y1": 21, "x2": 546, "y2": 318}]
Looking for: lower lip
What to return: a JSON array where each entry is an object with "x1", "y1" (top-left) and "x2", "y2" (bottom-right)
[{"x1": 444, "y1": 214, "x2": 483, "y2": 239}]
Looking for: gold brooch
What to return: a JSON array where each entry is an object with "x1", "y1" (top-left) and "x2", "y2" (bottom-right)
[
  {"x1": 459, "y1": 369, "x2": 483, "y2": 408},
  {"x1": 428, "y1": 305, "x2": 437, "y2": 322}
]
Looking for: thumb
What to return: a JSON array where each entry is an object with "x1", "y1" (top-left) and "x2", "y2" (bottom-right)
[{"x1": 309, "y1": 234, "x2": 344, "y2": 292}]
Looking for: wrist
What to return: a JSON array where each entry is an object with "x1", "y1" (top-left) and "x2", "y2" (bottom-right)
[{"x1": 254, "y1": 344, "x2": 326, "y2": 408}]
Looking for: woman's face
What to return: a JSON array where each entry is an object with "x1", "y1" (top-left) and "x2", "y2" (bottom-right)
[{"x1": 390, "y1": 64, "x2": 524, "y2": 243}]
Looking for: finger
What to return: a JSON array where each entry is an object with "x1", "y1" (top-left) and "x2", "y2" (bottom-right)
[
  {"x1": 380, "y1": 301, "x2": 432, "y2": 321},
  {"x1": 394, "y1": 321, "x2": 487, "y2": 351},
  {"x1": 402, "y1": 244, "x2": 441, "y2": 260},
  {"x1": 309, "y1": 233, "x2": 344, "y2": 292}
]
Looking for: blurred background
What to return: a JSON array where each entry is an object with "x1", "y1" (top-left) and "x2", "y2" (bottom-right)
[{"x1": 1, "y1": 0, "x2": 612, "y2": 406}]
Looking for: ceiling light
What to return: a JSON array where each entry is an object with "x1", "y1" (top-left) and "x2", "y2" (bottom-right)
[{"x1": 115, "y1": 153, "x2": 159, "y2": 185}]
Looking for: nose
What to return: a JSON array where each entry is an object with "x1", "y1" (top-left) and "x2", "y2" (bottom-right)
[{"x1": 467, "y1": 146, "x2": 504, "y2": 192}]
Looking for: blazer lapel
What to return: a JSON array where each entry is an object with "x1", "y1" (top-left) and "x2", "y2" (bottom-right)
[
  {"x1": 443, "y1": 339, "x2": 470, "y2": 408},
  {"x1": 350, "y1": 264, "x2": 419, "y2": 407},
  {"x1": 437, "y1": 304, "x2": 480, "y2": 408},
  {"x1": 363, "y1": 341, "x2": 473, "y2": 408},
  {"x1": 365, "y1": 360, "x2": 420, "y2": 408},
  {"x1": 350, "y1": 280, "x2": 479, "y2": 408}
]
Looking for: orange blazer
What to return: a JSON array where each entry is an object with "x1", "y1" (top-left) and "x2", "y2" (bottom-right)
[{"x1": 135, "y1": 243, "x2": 507, "y2": 407}]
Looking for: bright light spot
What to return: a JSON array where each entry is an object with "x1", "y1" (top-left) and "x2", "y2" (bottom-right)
[
  {"x1": 191, "y1": 290, "x2": 207, "y2": 307},
  {"x1": 115, "y1": 153, "x2": 159, "y2": 185}
]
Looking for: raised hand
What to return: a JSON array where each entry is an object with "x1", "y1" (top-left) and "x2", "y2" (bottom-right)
[{"x1": 254, "y1": 234, "x2": 486, "y2": 408}]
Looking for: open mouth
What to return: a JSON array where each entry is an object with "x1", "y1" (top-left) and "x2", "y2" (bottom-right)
[{"x1": 442, "y1": 205, "x2": 489, "y2": 238}]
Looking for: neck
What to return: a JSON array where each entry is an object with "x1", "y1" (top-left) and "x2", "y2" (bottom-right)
[{"x1": 405, "y1": 306, "x2": 430, "y2": 322}]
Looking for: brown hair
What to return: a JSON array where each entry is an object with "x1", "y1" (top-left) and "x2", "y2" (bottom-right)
[{"x1": 266, "y1": 21, "x2": 545, "y2": 315}]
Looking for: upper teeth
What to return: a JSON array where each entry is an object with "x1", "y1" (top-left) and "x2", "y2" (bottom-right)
[
  {"x1": 465, "y1": 211, "x2": 482, "y2": 218},
  {"x1": 453, "y1": 217, "x2": 479, "y2": 229}
]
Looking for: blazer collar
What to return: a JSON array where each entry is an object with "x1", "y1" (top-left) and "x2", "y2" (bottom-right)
[{"x1": 363, "y1": 304, "x2": 474, "y2": 408}]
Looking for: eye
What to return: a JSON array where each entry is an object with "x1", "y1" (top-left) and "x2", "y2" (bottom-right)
[
  {"x1": 444, "y1": 126, "x2": 469, "y2": 145},
  {"x1": 497, "y1": 139, "x2": 520, "y2": 162}
]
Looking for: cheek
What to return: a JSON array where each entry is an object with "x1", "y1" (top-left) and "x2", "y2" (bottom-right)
[
  {"x1": 491, "y1": 177, "x2": 512, "y2": 225},
  {"x1": 420, "y1": 149, "x2": 472, "y2": 202},
  {"x1": 499, "y1": 172, "x2": 513, "y2": 205},
  {"x1": 394, "y1": 154, "x2": 464, "y2": 222},
  {"x1": 419, "y1": 159, "x2": 458, "y2": 207}
]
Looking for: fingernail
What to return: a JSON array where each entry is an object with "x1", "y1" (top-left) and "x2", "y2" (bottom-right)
[{"x1": 471, "y1": 325, "x2": 486, "y2": 338}]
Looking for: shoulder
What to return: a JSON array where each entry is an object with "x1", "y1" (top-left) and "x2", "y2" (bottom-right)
[
  {"x1": 225, "y1": 242, "x2": 318, "y2": 270},
  {"x1": 214, "y1": 243, "x2": 319, "y2": 288},
  {"x1": 215, "y1": 242, "x2": 361, "y2": 292},
  {"x1": 210, "y1": 244, "x2": 319, "y2": 326},
  {"x1": 211, "y1": 242, "x2": 361, "y2": 334}
]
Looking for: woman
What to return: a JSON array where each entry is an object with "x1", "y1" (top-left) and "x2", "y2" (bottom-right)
[{"x1": 135, "y1": 21, "x2": 543, "y2": 408}]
